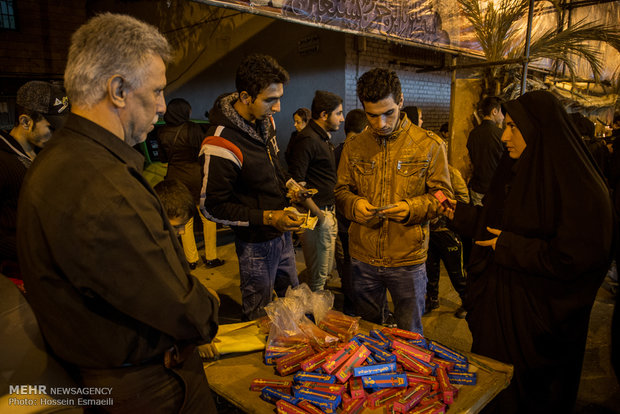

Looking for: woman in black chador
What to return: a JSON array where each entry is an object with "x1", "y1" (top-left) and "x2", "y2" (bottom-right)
[{"x1": 450, "y1": 90, "x2": 613, "y2": 412}]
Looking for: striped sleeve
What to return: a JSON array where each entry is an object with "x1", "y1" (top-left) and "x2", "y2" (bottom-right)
[{"x1": 199, "y1": 127, "x2": 252, "y2": 227}]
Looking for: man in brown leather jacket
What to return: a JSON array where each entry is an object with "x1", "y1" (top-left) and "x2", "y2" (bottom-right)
[{"x1": 335, "y1": 68, "x2": 453, "y2": 334}]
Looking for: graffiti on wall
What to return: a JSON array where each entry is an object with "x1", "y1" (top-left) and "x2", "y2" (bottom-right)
[
  {"x1": 281, "y1": 0, "x2": 450, "y2": 46},
  {"x1": 193, "y1": 0, "x2": 475, "y2": 52}
]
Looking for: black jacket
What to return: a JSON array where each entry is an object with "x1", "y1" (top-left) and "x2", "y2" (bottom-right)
[
  {"x1": 0, "y1": 130, "x2": 31, "y2": 263},
  {"x1": 18, "y1": 113, "x2": 219, "y2": 368},
  {"x1": 200, "y1": 93, "x2": 290, "y2": 243},
  {"x1": 466, "y1": 119, "x2": 504, "y2": 194},
  {"x1": 285, "y1": 119, "x2": 337, "y2": 208}
]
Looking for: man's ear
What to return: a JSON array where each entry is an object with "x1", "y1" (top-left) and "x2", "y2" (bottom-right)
[
  {"x1": 109, "y1": 75, "x2": 127, "y2": 108},
  {"x1": 398, "y1": 94, "x2": 404, "y2": 109},
  {"x1": 18, "y1": 114, "x2": 33, "y2": 131},
  {"x1": 239, "y1": 91, "x2": 252, "y2": 105},
  {"x1": 320, "y1": 111, "x2": 329, "y2": 121}
]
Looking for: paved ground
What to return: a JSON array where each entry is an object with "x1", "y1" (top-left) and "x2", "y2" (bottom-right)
[{"x1": 192, "y1": 228, "x2": 620, "y2": 413}]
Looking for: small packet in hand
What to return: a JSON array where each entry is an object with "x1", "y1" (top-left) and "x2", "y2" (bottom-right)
[{"x1": 433, "y1": 190, "x2": 451, "y2": 209}]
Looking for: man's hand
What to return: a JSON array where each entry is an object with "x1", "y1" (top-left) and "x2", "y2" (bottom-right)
[
  {"x1": 475, "y1": 226, "x2": 502, "y2": 250},
  {"x1": 198, "y1": 342, "x2": 220, "y2": 361},
  {"x1": 439, "y1": 198, "x2": 456, "y2": 220},
  {"x1": 264, "y1": 210, "x2": 304, "y2": 232},
  {"x1": 353, "y1": 199, "x2": 378, "y2": 223},
  {"x1": 377, "y1": 201, "x2": 410, "y2": 222}
]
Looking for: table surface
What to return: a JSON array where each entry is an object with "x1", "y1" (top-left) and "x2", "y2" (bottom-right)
[{"x1": 204, "y1": 322, "x2": 513, "y2": 414}]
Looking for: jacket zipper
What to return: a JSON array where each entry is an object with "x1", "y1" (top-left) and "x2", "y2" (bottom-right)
[
  {"x1": 266, "y1": 144, "x2": 287, "y2": 198},
  {"x1": 378, "y1": 138, "x2": 388, "y2": 260}
]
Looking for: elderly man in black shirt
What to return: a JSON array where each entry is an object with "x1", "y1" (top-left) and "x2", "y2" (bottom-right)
[
  {"x1": 286, "y1": 90, "x2": 344, "y2": 291},
  {"x1": 17, "y1": 13, "x2": 219, "y2": 413}
]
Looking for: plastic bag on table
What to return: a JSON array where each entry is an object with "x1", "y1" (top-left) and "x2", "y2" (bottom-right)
[
  {"x1": 264, "y1": 296, "x2": 308, "y2": 348},
  {"x1": 284, "y1": 283, "x2": 313, "y2": 314},
  {"x1": 298, "y1": 315, "x2": 339, "y2": 349},
  {"x1": 284, "y1": 283, "x2": 334, "y2": 324},
  {"x1": 256, "y1": 315, "x2": 272, "y2": 335},
  {"x1": 311, "y1": 289, "x2": 334, "y2": 324},
  {"x1": 317, "y1": 309, "x2": 361, "y2": 342}
]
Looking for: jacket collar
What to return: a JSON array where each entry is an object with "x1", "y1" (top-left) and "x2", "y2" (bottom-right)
[
  {"x1": 0, "y1": 129, "x2": 32, "y2": 167},
  {"x1": 215, "y1": 93, "x2": 272, "y2": 144},
  {"x1": 372, "y1": 113, "x2": 409, "y2": 142},
  {"x1": 64, "y1": 113, "x2": 145, "y2": 172},
  {"x1": 307, "y1": 119, "x2": 331, "y2": 141}
]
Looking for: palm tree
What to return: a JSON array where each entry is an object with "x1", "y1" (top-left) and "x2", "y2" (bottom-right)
[{"x1": 458, "y1": 0, "x2": 620, "y2": 99}]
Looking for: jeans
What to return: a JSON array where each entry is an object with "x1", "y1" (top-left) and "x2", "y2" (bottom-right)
[
  {"x1": 335, "y1": 230, "x2": 355, "y2": 316},
  {"x1": 236, "y1": 232, "x2": 298, "y2": 320},
  {"x1": 299, "y1": 210, "x2": 338, "y2": 291},
  {"x1": 426, "y1": 229, "x2": 467, "y2": 302},
  {"x1": 351, "y1": 258, "x2": 427, "y2": 334}
]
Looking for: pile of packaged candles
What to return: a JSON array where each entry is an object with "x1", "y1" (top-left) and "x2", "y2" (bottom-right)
[{"x1": 251, "y1": 317, "x2": 477, "y2": 414}]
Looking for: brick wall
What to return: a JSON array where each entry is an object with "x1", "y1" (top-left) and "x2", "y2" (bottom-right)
[
  {"x1": 0, "y1": 0, "x2": 85, "y2": 77},
  {"x1": 344, "y1": 35, "x2": 452, "y2": 134}
]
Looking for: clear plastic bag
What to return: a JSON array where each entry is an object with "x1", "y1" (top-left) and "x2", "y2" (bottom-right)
[
  {"x1": 264, "y1": 284, "x2": 338, "y2": 349},
  {"x1": 317, "y1": 309, "x2": 361, "y2": 342}
]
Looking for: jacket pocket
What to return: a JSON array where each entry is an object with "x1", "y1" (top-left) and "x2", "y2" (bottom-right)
[
  {"x1": 350, "y1": 158, "x2": 376, "y2": 196},
  {"x1": 395, "y1": 158, "x2": 428, "y2": 197}
]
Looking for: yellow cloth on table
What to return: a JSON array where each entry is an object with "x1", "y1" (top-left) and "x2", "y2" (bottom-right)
[{"x1": 211, "y1": 321, "x2": 267, "y2": 354}]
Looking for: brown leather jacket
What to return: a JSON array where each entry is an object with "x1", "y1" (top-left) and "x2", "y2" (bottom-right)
[{"x1": 335, "y1": 116, "x2": 453, "y2": 267}]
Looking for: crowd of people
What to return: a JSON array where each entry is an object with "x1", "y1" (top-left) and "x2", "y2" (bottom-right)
[{"x1": 1, "y1": 11, "x2": 619, "y2": 414}]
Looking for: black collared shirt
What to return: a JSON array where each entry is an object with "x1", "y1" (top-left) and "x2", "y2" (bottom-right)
[
  {"x1": 18, "y1": 113, "x2": 218, "y2": 368},
  {"x1": 286, "y1": 119, "x2": 337, "y2": 208}
]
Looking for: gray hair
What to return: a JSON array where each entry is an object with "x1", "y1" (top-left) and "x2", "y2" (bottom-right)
[{"x1": 64, "y1": 13, "x2": 171, "y2": 108}]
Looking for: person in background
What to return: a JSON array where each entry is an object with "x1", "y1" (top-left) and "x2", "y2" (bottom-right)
[
  {"x1": 154, "y1": 178, "x2": 196, "y2": 236},
  {"x1": 466, "y1": 96, "x2": 505, "y2": 206},
  {"x1": 285, "y1": 107, "x2": 311, "y2": 163},
  {"x1": 293, "y1": 107, "x2": 311, "y2": 133},
  {"x1": 334, "y1": 108, "x2": 367, "y2": 316},
  {"x1": 569, "y1": 112, "x2": 609, "y2": 183},
  {"x1": 0, "y1": 81, "x2": 69, "y2": 281},
  {"x1": 158, "y1": 98, "x2": 224, "y2": 269},
  {"x1": 17, "y1": 13, "x2": 220, "y2": 412},
  {"x1": 448, "y1": 90, "x2": 613, "y2": 413},
  {"x1": 286, "y1": 91, "x2": 343, "y2": 292},
  {"x1": 439, "y1": 122, "x2": 449, "y2": 140},
  {"x1": 425, "y1": 123, "x2": 469, "y2": 318},
  {"x1": 335, "y1": 68, "x2": 453, "y2": 334},
  {"x1": 200, "y1": 54, "x2": 304, "y2": 321},
  {"x1": 402, "y1": 105, "x2": 422, "y2": 127}
]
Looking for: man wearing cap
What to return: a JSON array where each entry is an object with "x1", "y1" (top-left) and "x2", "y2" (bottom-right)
[
  {"x1": 0, "y1": 81, "x2": 69, "y2": 276},
  {"x1": 17, "y1": 13, "x2": 219, "y2": 412}
]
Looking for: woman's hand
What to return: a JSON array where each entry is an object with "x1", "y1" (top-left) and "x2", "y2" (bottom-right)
[{"x1": 475, "y1": 226, "x2": 502, "y2": 250}]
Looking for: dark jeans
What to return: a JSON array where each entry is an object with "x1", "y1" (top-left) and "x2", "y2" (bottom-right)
[
  {"x1": 236, "y1": 232, "x2": 298, "y2": 321},
  {"x1": 351, "y1": 258, "x2": 427, "y2": 334},
  {"x1": 426, "y1": 229, "x2": 467, "y2": 302},
  {"x1": 79, "y1": 348, "x2": 215, "y2": 413},
  {"x1": 335, "y1": 231, "x2": 355, "y2": 316}
]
